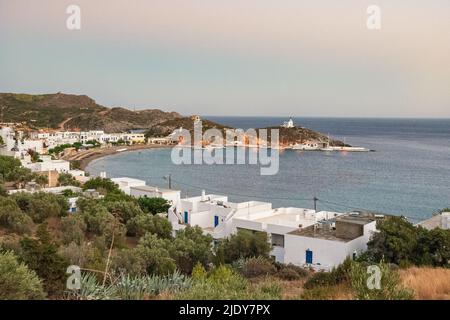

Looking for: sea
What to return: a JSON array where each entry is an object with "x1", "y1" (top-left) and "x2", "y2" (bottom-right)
[{"x1": 86, "y1": 117, "x2": 450, "y2": 222}]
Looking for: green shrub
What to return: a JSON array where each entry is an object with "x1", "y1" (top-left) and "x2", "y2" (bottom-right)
[
  {"x1": 215, "y1": 229, "x2": 271, "y2": 264},
  {"x1": 349, "y1": 261, "x2": 414, "y2": 300},
  {"x1": 60, "y1": 215, "x2": 87, "y2": 245},
  {"x1": 126, "y1": 214, "x2": 172, "y2": 238},
  {"x1": 0, "y1": 197, "x2": 33, "y2": 234},
  {"x1": 0, "y1": 251, "x2": 46, "y2": 300},
  {"x1": 240, "y1": 257, "x2": 276, "y2": 278},
  {"x1": 276, "y1": 263, "x2": 309, "y2": 280},
  {"x1": 12, "y1": 192, "x2": 68, "y2": 223},
  {"x1": 301, "y1": 286, "x2": 335, "y2": 300},
  {"x1": 137, "y1": 197, "x2": 171, "y2": 215}
]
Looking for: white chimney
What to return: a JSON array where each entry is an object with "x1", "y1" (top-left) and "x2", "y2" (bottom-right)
[
  {"x1": 100, "y1": 171, "x2": 106, "y2": 178},
  {"x1": 201, "y1": 190, "x2": 206, "y2": 201}
]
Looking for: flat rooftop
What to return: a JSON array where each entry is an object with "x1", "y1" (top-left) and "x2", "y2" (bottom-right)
[
  {"x1": 111, "y1": 177, "x2": 146, "y2": 184},
  {"x1": 288, "y1": 215, "x2": 375, "y2": 242},
  {"x1": 131, "y1": 185, "x2": 179, "y2": 194},
  {"x1": 416, "y1": 213, "x2": 448, "y2": 230}
]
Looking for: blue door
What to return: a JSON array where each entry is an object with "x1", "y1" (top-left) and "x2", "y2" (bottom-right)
[
  {"x1": 184, "y1": 211, "x2": 189, "y2": 224},
  {"x1": 305, "y1": 249, "x2": 313, "y2": 264},
  {"x1": 214, "y1": 215, "x2": 219, "y2": 227}
]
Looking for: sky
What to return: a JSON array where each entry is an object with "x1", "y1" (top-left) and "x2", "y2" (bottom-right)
[{"x1": 0, "y1": 0, "x2": 449, "y2": 117}]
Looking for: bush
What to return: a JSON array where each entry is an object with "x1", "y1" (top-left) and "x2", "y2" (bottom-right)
[
  {"x1": 137, "y1": 197, "x2": 171, "y2": 215},
  {"x1": 19, "y1": 236, "x2": 69, "y2": 297},
  {"x1": 277, "y1": 267, "x2": 306, "y2": 281},
  {"x1": 349, "y1": 261, "x2": 414, "y2": 300},
  {"x1": 60, "y1": 215, "x2": 87, "y2": 245},
  {"x1": 0, "y1": 196, "x2": 33, "y2": 234},
  {"x1": 303, "y1": 258, "x2": 354, "y2": 289},
  {"x1": 216, "y1": 229, "x2": 272, "y2": 264},
  {"x1": 303, "y1": 272, "x2": 336, "y2": 289},
  {"x1": 107, "y1": 201, "x2": 144, "y2": 224},
  {"x1": 240, "y1": 257, "x2": 276, "y2": 278},
  {"x1": 111, "y1": 249, "x2": 146, "y2": 276},
  {"x1": 275, "y1": 263, "x2": 309, "y2": 280},
  {"x1": 126, "y1": 214, "x2": 172, "y2": 238},
  {"x1": 12, "y1": 192, "x2": 68, "y2": 223},
  {"x1": 57, "y1": 173, "x2": 81, "y2": 187},
  {"x1": 0, "y1": 251, "x2": 46, "y2": 299},
  {"x1": 135, "y1": 233, "x2": 177, "y2": 275}
]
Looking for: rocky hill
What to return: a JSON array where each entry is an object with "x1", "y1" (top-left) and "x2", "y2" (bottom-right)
[
  {"x1": 263, "y1": 126, "x2": 349, "y2": 147},
  {"x1": 0, "y1": 93, "x2": 181, "y2": 132},
  {"x1": 0, "y1": 92, "x2": 348, "y2": 146}
]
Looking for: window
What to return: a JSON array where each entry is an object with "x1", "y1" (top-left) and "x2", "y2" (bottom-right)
[{"x1": 271, "y1": 233, "x2": 284, "y2": 247}]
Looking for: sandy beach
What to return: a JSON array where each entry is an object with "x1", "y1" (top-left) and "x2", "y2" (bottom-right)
[{"x1": 63, "y1": 144, "x2": 171, "y2": 170}]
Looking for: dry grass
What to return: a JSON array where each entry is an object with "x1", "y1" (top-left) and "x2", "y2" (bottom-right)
[{"x1": 400, "y1": 267, "x2": 450, "y2": 300}]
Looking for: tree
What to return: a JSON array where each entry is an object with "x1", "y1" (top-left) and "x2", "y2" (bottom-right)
[
  {"x1": 414, "y1": 227, "x2": 450, "y2": 267},
  {"x1": 60, "y1": 215, "x2": 87, "y2": 245},
  {"x1": 19, "y1": 226, "x2": 69, "y2": 297},
  {"x1": 135, "y1": 233, "x2": 176, "y2": 275},
  {"x1": 12, "y1": 192, "x2": 68, "y2": 223},
  {"x1": 138, "y1": 197, "x2": 171, "y2": 215},
  {"x1": 169, "y1": 226, "x2": 213, "y2": 274},
  {"x1": 34, "y1": 174, "x2": 48, "y2": 187},
  {"x1": 366, "y1": 216, "x2": 418, "y2": 266},
  {"x1": 216, "y1": 229, "x2": 271, "y2": 264},
  {"x1": 106, "y1": 201, "x2": 144, "y2": 224},
  {"x1": 365, "y1": 215, "x2": 450, "y2": 267},
  {"x1": 126, "y1": 214, "x2": 172, "y2": 238},
  {"x1": 0, "y1": 155, "x2": 22, "y2": 181},
  {"x1": 0, "y1": 251, "x2": 46, "y2": 300},
  {"x1": 82, "y1": 177, "x2": 120, "y2": 193},
  {"x1": 0, "y1": 196, "x2": 33, "y2": 234},
  {"x1": 57, "y1": 173, "x2": 81, "y2": 187}
]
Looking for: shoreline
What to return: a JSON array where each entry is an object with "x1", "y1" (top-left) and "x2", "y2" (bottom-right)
[{"x1": 65, "y1": 144, "x2": 171, "y2": 171}]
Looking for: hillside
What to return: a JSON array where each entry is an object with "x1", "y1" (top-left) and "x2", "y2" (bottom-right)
[
  {"x1": 0, "y1": 92, "x2": 348, "y2": 146},
  {"x1": 0, "y1": 93, "x2": 181, "y2": 133},
  {"x1": 264, "y1": 126, "x2": 349, "y2": 147}
]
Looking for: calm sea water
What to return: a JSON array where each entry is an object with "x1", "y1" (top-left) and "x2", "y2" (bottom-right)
[{"x1": 87, "y1": 117, "x2": 450, "y2": 222}]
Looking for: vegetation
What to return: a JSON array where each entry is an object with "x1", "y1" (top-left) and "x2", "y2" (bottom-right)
[
  {"x1": 0, "y1": 251, "x2": 46, "y2": 300},
  {"x1": 58, "y1": 173, "x2": 81, "y2": 187},
  {"x1": 137, "y1": 197, "x2": 171, "y2": 215},
  {"x1": 0, "y1": 92, "x2": 181, "y2": 132},
  {"x1": 1, "y1": 158, "x2": 448, "y2": 300},
  {"x1": 0, "y1": 155, "x2": 46, "y2": 187},
  {"x1": 363, "y1": 216, "x2": 450, "y2": 267},
  {"x1": 215, "y1": 229, "x2": 272, "y2": 264}
]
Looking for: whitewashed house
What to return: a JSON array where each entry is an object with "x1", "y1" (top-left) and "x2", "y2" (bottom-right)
[
  {"x1": 284, "y1": 214, "x2": 377, "y2": 271},
  {"x1": 232, "y1": 208, "x2": 343, "y2": 263},
  {"x1": 22, "y1": 157, "x2": 71, "y2": 173},
  {"x1": 110, "y1": 177, "x2": 147, "y2": 195},
  {"x1": 130, "y1": 185, "x2": 180, "y2": 205}
]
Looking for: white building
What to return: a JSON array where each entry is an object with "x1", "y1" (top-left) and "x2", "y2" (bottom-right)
[
  {"x1": 167, "y1": 190, "x2": 347, "y2": 263},
  {"x1": 281, "y1": 117, "x2": 295, "y2": 128},
  {"x1": 416, "y1": 212, "x2": 450, "y2": 230},
  {"x1": 130, "y1": 185, "x2": 181, "y2": 205},
  {"x1": 284, "y1": 214, "x2": 377, "y2": 271},
  {"x1": 22, "y1": 157, "x2": 71, "y2": 173},
  {"x1": 111, "y1": 177, "x2": 147, "y2": 195},
  {"x1": 232, "y1": 208, "x2": 343, "y2": 263}
]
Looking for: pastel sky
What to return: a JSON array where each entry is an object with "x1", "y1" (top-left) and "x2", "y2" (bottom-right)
[{"x1": 1, "y1": 0, "x2": 449, "y2": 117}]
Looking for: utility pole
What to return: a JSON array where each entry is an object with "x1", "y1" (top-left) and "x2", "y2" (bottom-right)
[
  {"x1": 313, "y1": 197, "x2": 318, "y2": 212},
  {"x1": 164, "y1": 174, "x2": 172, "y2": 189}
]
